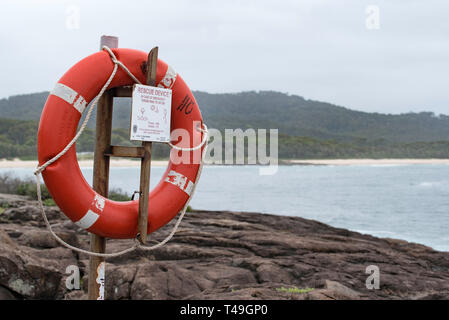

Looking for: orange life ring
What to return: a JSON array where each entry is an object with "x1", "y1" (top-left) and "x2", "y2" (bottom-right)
[{"x1": 37, "y1": 48, "x2": 203, "y2": 239}]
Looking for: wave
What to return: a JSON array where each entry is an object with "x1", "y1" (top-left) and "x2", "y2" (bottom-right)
[
  {"x1": 354, "y1": 229, "x2": 399, "y2": 237},
  {"x1": 417, "y1": 181, "x2": 446, "y2": 188}
]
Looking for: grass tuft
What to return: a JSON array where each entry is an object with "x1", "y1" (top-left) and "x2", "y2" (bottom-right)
[
  {"x1": 275, "y1": 287, "x2": 314, "y2": 294},
  {"x1": 0, "y1": 172, "x2": 131, "y2": 204},
  {"x1": 109, "y1": 188, "x2": 130, "y2": 202}
]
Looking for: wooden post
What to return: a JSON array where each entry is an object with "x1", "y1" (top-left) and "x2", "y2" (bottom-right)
[
  {"x1": 100, "y1": 35, "x2": 118, "y2": 50},
  {"x1": 87, "y1": 36, "x2": 118, "y2": 300},
  {"x1": 137, "y1": 47, "x2": 158, "y2": 244},
  {"x1": 86, "y1": 35, "x2": 158, "y2": 299}
]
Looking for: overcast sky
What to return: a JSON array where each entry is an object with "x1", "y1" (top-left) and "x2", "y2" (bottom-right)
[{"x1": 1, "y1": 0, "x2": 448, "y2": 114}]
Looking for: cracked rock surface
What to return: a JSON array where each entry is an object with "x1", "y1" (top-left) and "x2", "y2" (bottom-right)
[{"x1": 1, "y1": 193, "x2": 448, "y2": 300}]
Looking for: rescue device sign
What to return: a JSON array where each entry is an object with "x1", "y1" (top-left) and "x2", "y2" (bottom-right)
[{"x1": 130, "y1": 84, "x2": 172, "y2": 142}]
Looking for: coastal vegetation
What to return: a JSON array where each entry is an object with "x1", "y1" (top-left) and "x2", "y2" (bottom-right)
[
  {"x1": 0, "y1": 91, "x2": 448, "y2": 160},
  {"x1": 0, "y1": 172, "x2": 130, "y2": 204},
  {"x1": 0, "y1": 172, "x2": 53, "y2": 204}
]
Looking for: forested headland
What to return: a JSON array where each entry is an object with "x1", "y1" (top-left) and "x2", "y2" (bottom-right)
[{"x1": 0, "y1": 91, "x2": 448, "y2": 160}]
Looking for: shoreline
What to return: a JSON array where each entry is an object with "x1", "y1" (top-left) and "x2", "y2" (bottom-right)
[
  {"x1": 285, "y1": 158, "x2": 449, "y2": 166},
  {"x1": 1, "y1": 158, "x2": 448, "y2": 168},
  {"x1": 0, "y1": 159, "x2": 168, "y2": 168}
]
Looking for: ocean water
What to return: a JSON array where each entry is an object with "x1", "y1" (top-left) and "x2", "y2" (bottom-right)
[{"x1": 2, "y1": 164, "x2": 448, "y2": 251}]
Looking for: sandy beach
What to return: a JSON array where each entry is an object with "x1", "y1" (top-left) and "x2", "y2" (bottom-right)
[
  {"x1": 0, "y1": 158, "x2": 169, "y2": 169},
  {"x1": 1, "y1": 158, "x2": 448, "y2": 169},
  {"x1": 286, "y1": 159, "x2": 449, "y2": 166}
]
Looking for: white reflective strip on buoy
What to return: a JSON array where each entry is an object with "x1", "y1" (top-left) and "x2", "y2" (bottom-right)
[
  {"x1": 158, "y1": 65, "x2": 177, "y2": 89},
  {"x1": 73, "y1": 95, "x2": 87, "y2": 113},
  {"x1": 51, "y1": 83, "x2": 87, "y2": 113},
  {"x1": 184, "y1": 180, "x2": 194, "y2": 196},
  {"x1": 74, "y1": 209, "x2": 99, "y2": 229},
  {"x1": 165, "y1": 170, "x2": 194, "y2": 195}
]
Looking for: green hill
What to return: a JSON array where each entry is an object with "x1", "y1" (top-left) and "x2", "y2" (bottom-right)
[
  {"x1": 0, "y1": 90, "x2": 448, "y2": 159},
  {"x1": 196, "y1": 91, "x2": 449, "y2": 143}
]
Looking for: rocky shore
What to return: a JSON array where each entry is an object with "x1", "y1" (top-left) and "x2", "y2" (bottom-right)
[{"x1": 0, "y1": 193, "x2": 448, "y2": 300}]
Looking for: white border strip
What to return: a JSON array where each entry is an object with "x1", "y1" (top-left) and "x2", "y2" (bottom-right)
[
  {"x1": 158, "y1": 65, "x2": 177, "y2": 89},
  {"x1": 165, "y1": 170, "x2": 194, "y2": 196},
  {"x1": 73, "y1": 95, "x2": 87, "y2": 113},
  {"x1": 74, "y1": 209, "x2": 100, "y2": 229},
  {"x1": 51, "y1": 83, "x2": 87, "y2": 114}
]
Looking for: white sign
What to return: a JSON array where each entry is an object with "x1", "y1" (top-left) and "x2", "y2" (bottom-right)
[{"x1": 130, "y1": 84, "x2": 172, "y2": 142}]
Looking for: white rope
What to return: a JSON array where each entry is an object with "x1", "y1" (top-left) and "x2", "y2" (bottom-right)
[
  {"x1": 101, "y1": 46, "x2": 142, "y2": 85},
  {"x1": 167, "y1": 124, "x2": 208, "y2": 151},
  {"x1": 33, "y1": 46, "x2": 208, "y2": 258}
]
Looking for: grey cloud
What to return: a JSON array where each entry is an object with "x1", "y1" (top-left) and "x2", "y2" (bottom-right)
[{"x1": 0, "y1": 0, "x2": 448, "y2": 114}]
